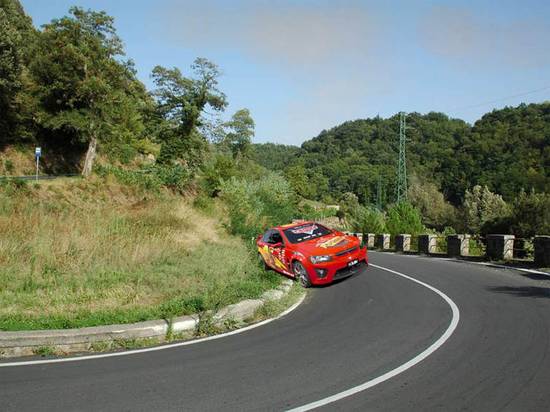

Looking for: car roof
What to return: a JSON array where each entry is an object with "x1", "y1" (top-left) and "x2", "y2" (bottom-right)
[{"x1": 274, "y1": 221, "x2": 316, "y2": 231}]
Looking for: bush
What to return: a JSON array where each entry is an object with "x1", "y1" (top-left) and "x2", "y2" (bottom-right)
[
  {"x1": 199, "y1": 153, "x2": 237, "y2": 197},
  {"x1": 154, "y1": 164, "x2": 191, "y2": 192},
  {"x1": 339, "y1": 192, "x2": 360, "y2": 218},
  {"x1": 461, "y1": 185, "x2": 510, "y2": 233},
  {"x1": 95, "y1": 164, "x2": 191, "y2": 192},
  {"x1": 408, "y1": 177, "x2": 456, "y2": 230},
  {"x1": 350, "y1": 206, "x2": 386, "y2": 234},
  {"x1": 478, "y1": 190, "x2": 550, "y2": 237},
  {"x1": 511, "y1": 190, "x2": 550, "y2": 237},
  {"x1": 385, "y1": 202, "x2": 425, "y2": 236},
  {"x1": 296, "y1": 202, "x2": 338, "y2": 221},
  {"x1": 220, "y1": 172, "x2": 297, "y2": 240}
]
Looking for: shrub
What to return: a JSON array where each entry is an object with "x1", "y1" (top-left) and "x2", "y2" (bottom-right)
[
  {"x1": 350, "y1": 206, "x2": 386, "y2": 234},
  {"x1": 385, "y1": 202, "x2": 425, "y2": 236},
  {"x1": 220, "y1": 172, "x2": 297, "y2": 240},
  {"x1": 154, "y1": 164, "x2": 191, "y2": 192},
  {"x1": 199, "y1": 153, "x2": 237, "y2": 197},
  {"x1": 339, "y1": 192, "x2": 360, "y2": 218},
  {"x1": 511, "y1": 190, "x2": 550, "y2": 237},
  {"x1": 408, "y1": 177, "x2": 456, "y2": 230},
  {"x1": 461, "y1": 185, "x2": 510, "y2": 233},
  {"x1": 95, "y1": 164, "x2": 191, "y2": 192}
]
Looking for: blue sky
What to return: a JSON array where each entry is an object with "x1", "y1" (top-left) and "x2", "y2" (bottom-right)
[{"x1": 22, "y1": 0, "x2": 550, "y2": 145}]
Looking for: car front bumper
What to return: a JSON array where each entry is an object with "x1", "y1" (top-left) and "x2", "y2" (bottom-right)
[{"x1": 306, "y1": 247, "x2": 368, "y2": 285}]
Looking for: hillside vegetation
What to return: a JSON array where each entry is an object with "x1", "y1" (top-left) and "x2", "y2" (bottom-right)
[
  {"x1": 252, "y1": 103, "x2": 550, "y2": 236},
  {"x1": 0, "y1": 178, "x2": 280, "y2": 330},
  {"x1": 253, "y1": 104, "x2": 550, "y2": 205}
]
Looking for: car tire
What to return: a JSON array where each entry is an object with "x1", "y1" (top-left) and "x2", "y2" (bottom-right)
[{"x1": 293, "y1": 261, "x2": 311, "y2": 288}]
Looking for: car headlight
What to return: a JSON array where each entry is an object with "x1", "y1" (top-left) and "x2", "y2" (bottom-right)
[{"x1": 310, "y1": 255, "x2": 332, "y2": 264}]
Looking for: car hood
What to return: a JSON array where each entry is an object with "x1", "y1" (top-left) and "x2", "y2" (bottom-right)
[{"x1": 294, "y1": 233, "x2": 360, "y2": 255}]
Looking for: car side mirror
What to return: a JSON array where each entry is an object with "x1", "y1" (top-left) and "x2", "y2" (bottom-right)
[{"x1": 271, "y1": 242, "x2": 283, "y2": 248}]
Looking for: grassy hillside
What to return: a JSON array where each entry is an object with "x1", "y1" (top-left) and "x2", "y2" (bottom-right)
[{"x1": 0, "y1": 176, "x2": 280, "y2": 330}]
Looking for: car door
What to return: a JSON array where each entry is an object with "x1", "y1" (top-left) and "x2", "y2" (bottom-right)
[
  {"x1": 267, "y1": 230, "x2": 290, "y2": 273},
  {"x1": 258, "y1": 229, "x2": 278, "y2": 269}
]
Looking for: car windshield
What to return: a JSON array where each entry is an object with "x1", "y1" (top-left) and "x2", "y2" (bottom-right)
[{"x1": 283, "y1": 223, "x2": 332, "y2": 244}]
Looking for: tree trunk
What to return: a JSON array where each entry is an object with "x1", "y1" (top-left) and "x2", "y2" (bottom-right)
[{"x1": 82, "y1": 136, "x2": 97, "y2": 177}]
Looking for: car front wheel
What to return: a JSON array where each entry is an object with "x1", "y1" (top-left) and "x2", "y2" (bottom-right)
[{"x1": 293, "y1": 261, "x2": 311, "y2": 288}]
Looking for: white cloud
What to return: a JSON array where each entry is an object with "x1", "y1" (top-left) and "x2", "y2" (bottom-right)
[
  {"x1": 160, "y1": 1, "x2": 379, "y2": 67},
  {"x1": 418, "y1": 5, "x2": 550, "y2": 68},
  {"x1": 155, "y1": 1, "x2": 395, "y2": 142}
]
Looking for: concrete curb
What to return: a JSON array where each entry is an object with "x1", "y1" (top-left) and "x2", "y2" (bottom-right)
[{"x1": 0, "y1": 279, "x2": 294, "y2": 358}]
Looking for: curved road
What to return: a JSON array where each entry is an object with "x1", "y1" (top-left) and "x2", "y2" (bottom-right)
[{"x1": 2, "y1": 252, "x2": 550, "y2": 411}]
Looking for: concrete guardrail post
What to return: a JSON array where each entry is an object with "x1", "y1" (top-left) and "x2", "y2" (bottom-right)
[
  {"x1": 447, "y1": 234, "x2": 470, "y2": 257},
  {"x1": 365, "y1": 233, "x2": 375, "y2": 248},
  {"x1": 346, "y1": 232, "x2": 363, "y2": 243},
  {"x1": 486, "y1": 234, "x2": 514, "y2": 261},
  {"x1": 395, "y1": 234, "x2": 411, "y2": 252},
  {"x1": 418, "y1": 234, "x2": 437, "y2": 254},
  {"x1": 534, "y1": 236, "x2": 550, "y2": 267},
  {"x1": 375, "y1": 234, "x2": 390, "y2": 250}
]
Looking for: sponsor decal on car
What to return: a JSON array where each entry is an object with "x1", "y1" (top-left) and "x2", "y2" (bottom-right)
[
  {"x1": 290, "y1": 224, "x2": 318, "y2": 235},
  {"x1": 259, "y1": 245, "x2": 287, "y2": 270},
  {"x1": 316, "y1": 236, "x2": 348, "y2": 249}
]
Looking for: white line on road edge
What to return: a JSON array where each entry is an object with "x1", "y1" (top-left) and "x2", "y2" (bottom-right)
[
  {"x1": 371, "y1": 251, "x2": 550, "y2": 278},
  {"x1": 287, "y1": 263, "x2": 461, "y2": 412},
  {"x1": 0, "y1": 292, "x2": 306, "y2": 368}
]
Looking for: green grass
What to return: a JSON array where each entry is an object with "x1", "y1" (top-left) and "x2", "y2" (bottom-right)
[
  {"x1": 33, "y1": 346, "x2": 56, "y2": 357},
  {"x1": 0, "y1": 177, "x2": 280, "y2": 331},
  {"x1": 251, "y1": 283, "x2": 304, "y2": 322}
]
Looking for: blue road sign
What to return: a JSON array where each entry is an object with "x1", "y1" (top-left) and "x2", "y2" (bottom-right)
[{"x1": 35, "y1": 147, "x2": 41, "y2": 158}]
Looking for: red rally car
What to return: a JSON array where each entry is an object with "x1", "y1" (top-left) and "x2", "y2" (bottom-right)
[{"x1": 256, "y1": 221, "x2": 368, "y2": 287}]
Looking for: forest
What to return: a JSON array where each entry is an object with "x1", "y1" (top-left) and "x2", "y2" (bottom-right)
[
  {"x1": 252, "y1": 106, "x2": 550, "y2": 205},
  {"x1": 251, "y1": 105, "x2": 550, "y2": 236},
  {"x1": 1, "y1": 0, "x2": 549, "y2": 239}
]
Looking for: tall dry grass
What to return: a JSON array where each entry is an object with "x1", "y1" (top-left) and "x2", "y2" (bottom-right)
[{"x1": 0, "y1": 177, "x2": 278, "y2": 330}]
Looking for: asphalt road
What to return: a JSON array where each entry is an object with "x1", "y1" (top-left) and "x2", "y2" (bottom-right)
[{"x1": 2, "y1": 252, "x2": 550, "y2": 411}]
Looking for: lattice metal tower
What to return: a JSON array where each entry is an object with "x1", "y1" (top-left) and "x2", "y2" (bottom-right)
[
  {"x1": 376, "y1": 175, "x2": 383, "y2": 210},
  {"x1": 396, "y1": 112, "x2": 408, "y2": 203}
]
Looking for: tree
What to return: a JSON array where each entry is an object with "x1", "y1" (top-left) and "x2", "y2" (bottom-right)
[
  {"x1": 250, "y1": 143, "x2": 302, "y2": 171},
  {"x1": 511, "y1": 190, "x2": 550, "y2": 237},
  {"x1": 462, "y1": 103, "x2": 550, "y2": 200},
  {"x1": 408, "y1": 177, "x2": 456, "y2": 230},
  {"x1": 30, "y1": 7, "x2": 144, "y2": 176},
  {"x1": 152, "y1": 58, "x2": 227, "y2": 167},
  {"x1": 272, "y1": 103, "x2": 550, "y2": 207},
  {"x1": 0, "y1": 0, "x2": 35, "y2": 145},
  {"x1": 461, "y1": 185, "x2": 510, "y2": 233},
  {"x1": 285, "y1": 165, "x2": 313, "y2": 199},
  {"x1": 224, "y1": 108, "x2": 254, "y2": 158}
]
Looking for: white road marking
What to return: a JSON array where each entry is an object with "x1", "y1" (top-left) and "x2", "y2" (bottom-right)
[
  {"x1": 0, "y1": 292, "x2": 306, "y2": 368},
  {"x1": 287, "y1": 263, "x2": 460, "y2": 412},
  {"x1": 372, "y1": 250, "x2": 550, "y2": 278}
]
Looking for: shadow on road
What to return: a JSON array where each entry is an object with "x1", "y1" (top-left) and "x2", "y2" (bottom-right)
[{"x1": 487, "y1": 286, "x2": 550, "y2": 299}]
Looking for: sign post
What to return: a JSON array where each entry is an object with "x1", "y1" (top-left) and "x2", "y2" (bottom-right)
[{"x1": 35, "y1": 147, "x2": 41, "y2": 182}]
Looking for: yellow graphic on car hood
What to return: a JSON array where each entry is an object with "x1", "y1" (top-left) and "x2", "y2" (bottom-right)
[{"x1": 317, "y1": 236, "x2": 348, "y2": 249}]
